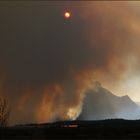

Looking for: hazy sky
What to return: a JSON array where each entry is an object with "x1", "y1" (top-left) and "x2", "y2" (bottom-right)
[{"x1": 1, "y1": 1, "x2": 140, "y2": 125}]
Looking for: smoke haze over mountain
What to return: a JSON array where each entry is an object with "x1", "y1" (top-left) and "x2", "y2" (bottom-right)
[
  {"x1": 78, "y1": 81, "x2": 140, "y2": 120},
  {"x1": 0, "y1": 2, "x2": 140, "y2": 124}
]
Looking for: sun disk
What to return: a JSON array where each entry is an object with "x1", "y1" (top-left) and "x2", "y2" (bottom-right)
[{"x1": 64, "y1": 12, "x2": 71, "y2": 19}]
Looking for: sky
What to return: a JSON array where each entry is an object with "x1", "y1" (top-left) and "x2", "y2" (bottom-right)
[{"x1": 1, "y1": 1, "x2": 140, "y2": 125}]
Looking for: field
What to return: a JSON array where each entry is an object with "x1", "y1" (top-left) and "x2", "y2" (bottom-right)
[{"x1": 1, "y1": 119, "x2": 140, "y2": 139}]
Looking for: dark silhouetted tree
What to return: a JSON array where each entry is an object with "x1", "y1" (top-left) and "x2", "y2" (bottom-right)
[{"x1": 0, "y1": 97, "x2": 10, "y2": 127}]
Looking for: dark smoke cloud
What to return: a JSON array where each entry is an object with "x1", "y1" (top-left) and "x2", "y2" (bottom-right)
[{"x1": 0, "y1": 1, "x2": 140, "y2": 124}]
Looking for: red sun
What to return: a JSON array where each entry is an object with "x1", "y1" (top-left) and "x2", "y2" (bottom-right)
[{"x1": 64, "y1": 12, "x2": 71, "y2": 19}]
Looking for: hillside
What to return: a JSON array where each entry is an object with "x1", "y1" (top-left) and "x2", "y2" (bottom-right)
[{"x1": 78, "y1": 81, "x2": 140, "y2": 120}]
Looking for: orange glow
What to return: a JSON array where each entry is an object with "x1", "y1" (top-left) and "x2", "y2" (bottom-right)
[
  {"x1": 62, "y1": 124, "x2": 78, "y2": 128},
  {"x1": 64, "y1": 12, "x2": 71, "y2": 18}
]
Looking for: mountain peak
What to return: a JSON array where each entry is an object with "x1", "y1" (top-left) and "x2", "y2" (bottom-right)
[
  {"x1": 121, "y1": 95, "x2": 130, "y2": 100},
  {"x1": 93, "y1": 81, "x2": 101, "y2": 87},
  {"x1": 78, "y1": 83, "x2": 139, "y2": 120},
  {"x1": 88, "y1": 81, "x2": 102, "y2": 92}
]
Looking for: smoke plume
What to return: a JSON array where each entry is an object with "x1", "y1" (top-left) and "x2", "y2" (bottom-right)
[{"x1": 0, "y1": 1, "x2": 140, "y2": 124}]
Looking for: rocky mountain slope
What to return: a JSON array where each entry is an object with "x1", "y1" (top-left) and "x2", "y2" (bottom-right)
[{"x1": 78, "y1": 81, "x2": 140, "y2": 120}]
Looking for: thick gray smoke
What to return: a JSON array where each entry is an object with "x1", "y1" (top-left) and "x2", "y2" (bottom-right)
[{"x1": 0, "y1": 2, "x2": 140, "y2": 125}]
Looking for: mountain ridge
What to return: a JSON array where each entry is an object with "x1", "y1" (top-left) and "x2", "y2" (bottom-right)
[{"x1": 78, "y1": 81, "x2": 140, "y2": 120}]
